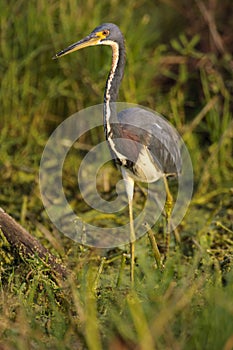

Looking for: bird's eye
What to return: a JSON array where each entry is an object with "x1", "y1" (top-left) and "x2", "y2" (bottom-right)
[{"x1": 102, "y1": 29, "x2": 109, "y2": 36}]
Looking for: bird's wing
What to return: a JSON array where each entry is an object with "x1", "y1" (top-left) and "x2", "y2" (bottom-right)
[{"x1": 117, "y1": 107, "x2": 182, "y2": 175}]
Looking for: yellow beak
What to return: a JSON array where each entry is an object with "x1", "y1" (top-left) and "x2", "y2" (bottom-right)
[{"x1": 53, "y1": 33, "x2": 100, "y2": 59}]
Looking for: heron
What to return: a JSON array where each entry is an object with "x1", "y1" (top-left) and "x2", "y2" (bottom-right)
[{"x1": 54, "y1": 23, "x2": 182, "y2": 284}]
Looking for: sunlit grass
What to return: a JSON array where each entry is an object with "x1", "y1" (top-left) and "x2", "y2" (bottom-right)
[{"x1": 0, "y1": 0, "x2": 232, "y2": 349}]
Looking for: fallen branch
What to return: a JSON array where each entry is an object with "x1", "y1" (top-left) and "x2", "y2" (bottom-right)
[{"x1": 0, "y1": 207, "x2": 67, "y2": 279}]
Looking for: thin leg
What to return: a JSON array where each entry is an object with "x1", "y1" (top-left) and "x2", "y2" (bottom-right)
[
  {"x1": 129, "y1": 198, "x2": 136, "y2": 284},
  {"x1": 121, "y1": 168, "x2": 135, "y2": 285},
  {"x1": 163, "y1": 176, "x2": 173, "y2": 259}
]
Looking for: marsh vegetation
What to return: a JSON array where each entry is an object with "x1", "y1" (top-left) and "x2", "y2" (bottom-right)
[{"x1": 0, "y1": 1, "x2": 232, "y2": 349}]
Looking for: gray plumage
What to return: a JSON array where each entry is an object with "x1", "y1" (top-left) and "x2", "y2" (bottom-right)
[{"x1": 91, "y1": 24, "x2": 182, "y2": 184}]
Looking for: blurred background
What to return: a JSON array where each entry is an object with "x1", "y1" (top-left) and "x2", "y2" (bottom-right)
[
  {"x1": 1, "y1": 0, "x2": 232, "y2": 205},
  {"x1": 0, "y1": 0, "x2": 232, "y2": 349}
]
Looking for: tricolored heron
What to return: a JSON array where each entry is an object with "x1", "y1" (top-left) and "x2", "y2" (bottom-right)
[{"x1": 54, "y1": 23, "x2": 181, "y2": 283}]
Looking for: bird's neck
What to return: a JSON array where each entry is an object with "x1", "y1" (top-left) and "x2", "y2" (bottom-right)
[{"x1": 103, "y1": 40, "x2": 125, "y2": 139}]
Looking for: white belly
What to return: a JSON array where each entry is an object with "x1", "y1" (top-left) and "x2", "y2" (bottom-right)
[{"x1": 129, "y1": 145, "x2": 163, "y2": 183}]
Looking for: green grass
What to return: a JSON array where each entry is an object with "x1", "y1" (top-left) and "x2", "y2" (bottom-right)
[{"x1": 0, "y1": 0, "x2": 233, "y2": 349}]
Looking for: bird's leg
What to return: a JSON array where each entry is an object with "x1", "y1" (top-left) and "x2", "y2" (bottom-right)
[
  {"x1": 163, "y1": 176, "x2": 173, "y2": 260},
  {"x1": 129, "y1": 198, "x2": 136, "y2": 284},
  {"x1": 121, "y1": 168, "x2": 135, "y2": 284}
]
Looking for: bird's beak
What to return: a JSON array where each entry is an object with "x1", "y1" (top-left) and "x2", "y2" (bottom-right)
[{"x1": 53, "y1": 33, "x2": 100, "y2": 59}]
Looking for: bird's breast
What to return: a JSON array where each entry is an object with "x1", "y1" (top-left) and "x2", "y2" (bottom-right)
[
  {"x1": 113, "y1": 142, "x2": 164, "y2": 183},
  {"x1": 127, "y1": 145, "x2": 163, "y2": 183}
]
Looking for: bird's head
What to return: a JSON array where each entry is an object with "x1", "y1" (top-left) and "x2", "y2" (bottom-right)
[{"x1": 53, "y1": 23, "x2": 123, "y2": 59}]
